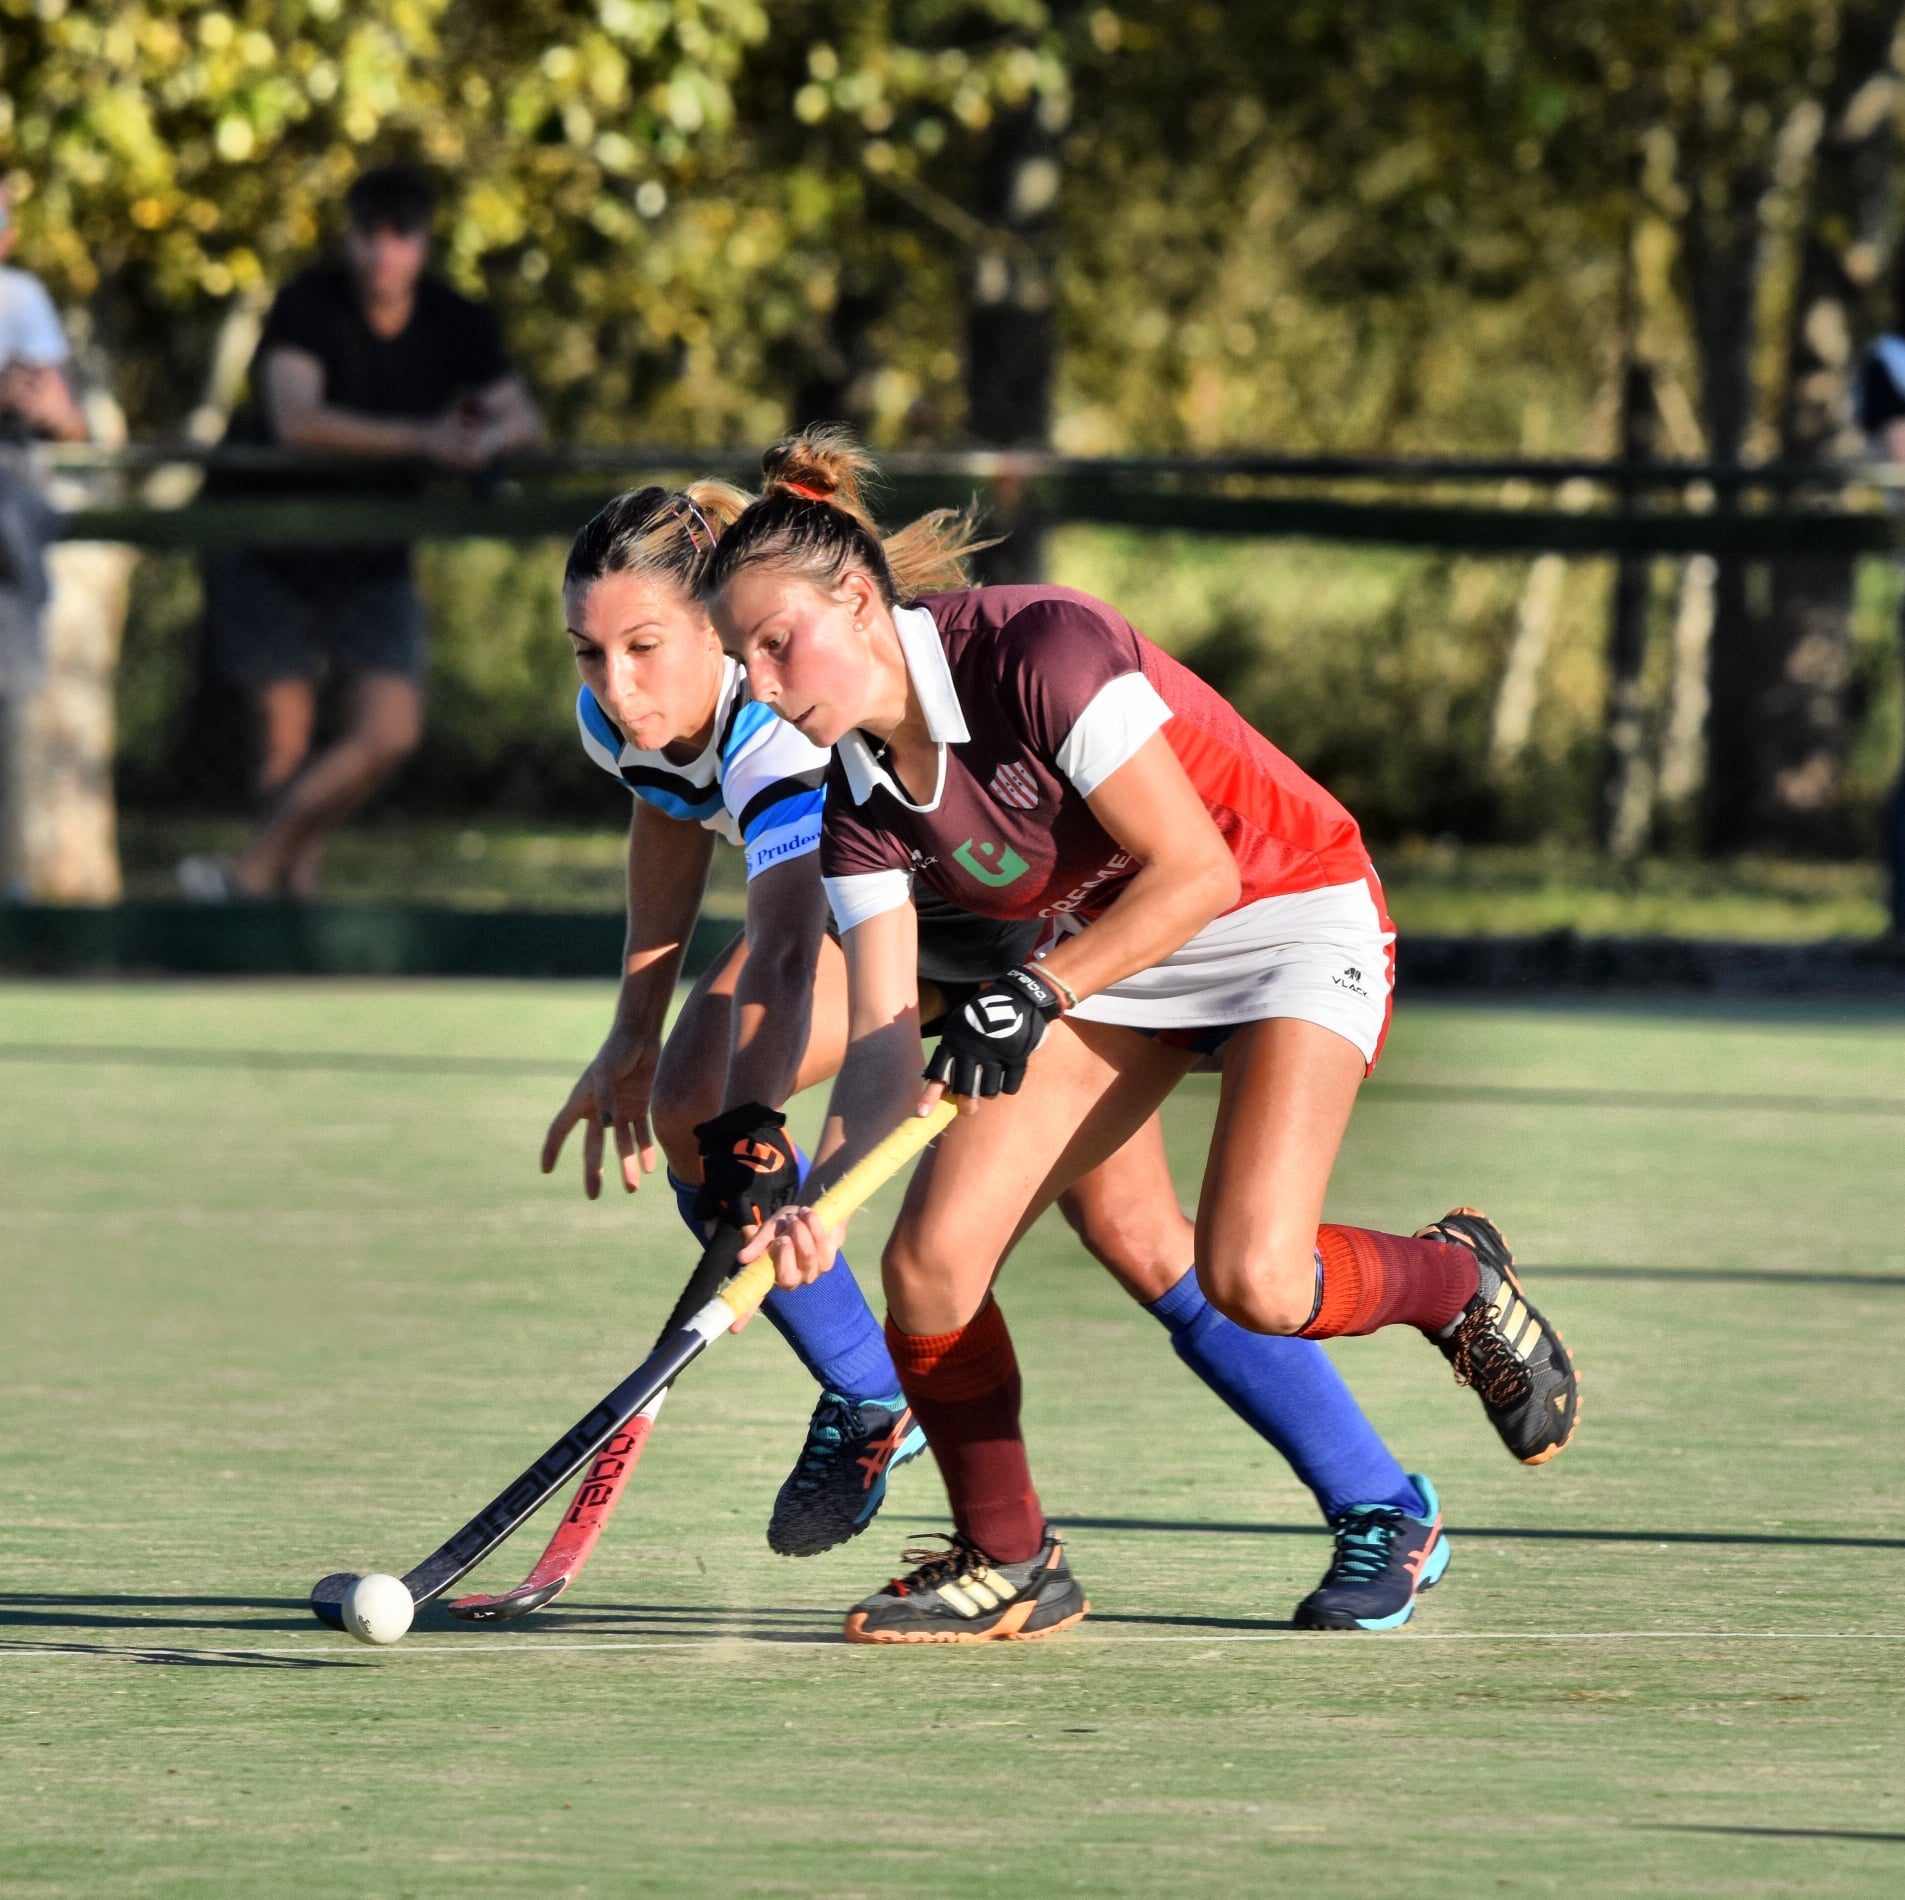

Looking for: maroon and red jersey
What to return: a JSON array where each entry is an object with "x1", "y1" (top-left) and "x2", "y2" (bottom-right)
[{"x1": 819, "y1": 585, "x2": 1372, "y2": 935}]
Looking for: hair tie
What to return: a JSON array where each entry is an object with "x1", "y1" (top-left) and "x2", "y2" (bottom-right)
[
  {"x1": 670, "y1": 493, "x2": 716, "y2": 554},
  {"x1": 783, "y1": 481, "x2": 830, "y2": 503}
]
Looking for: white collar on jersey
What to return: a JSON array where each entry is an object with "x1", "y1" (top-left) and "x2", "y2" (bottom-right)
[
  {"x1": 836, "y1": 603, "x2": 969, "y2": 807},
  {"x1": 608, "y1": 658, "x2": 744, "y2": 785}
]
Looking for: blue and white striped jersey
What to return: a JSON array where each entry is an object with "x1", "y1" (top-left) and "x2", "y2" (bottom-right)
[{"x1": 575, "y1": 659, "x2": 828, "y2": 880}]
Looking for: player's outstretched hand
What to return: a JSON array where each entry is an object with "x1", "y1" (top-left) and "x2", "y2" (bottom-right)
[
  {"x1": 737, "y1": 1204, "x2": 845, "y2": 1292},
  {"x1": 540, "y1": 1028, "x2": 660, "y2": 1200}
]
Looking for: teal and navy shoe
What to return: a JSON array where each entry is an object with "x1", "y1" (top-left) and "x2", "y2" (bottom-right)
[
  {"x1": 767, "y1": 1391, "x2": 927, "y2": 1557},
  {"x1": 1294, "y1": 1473, "x2": 1451, "y2": 1631}
]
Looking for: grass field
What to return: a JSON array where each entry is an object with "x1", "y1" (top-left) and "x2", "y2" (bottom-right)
[{"x1": 4, "y1": 981, "x2": 1903, "y2": 1897}]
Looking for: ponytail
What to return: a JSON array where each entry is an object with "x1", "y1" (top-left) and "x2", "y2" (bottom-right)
[{"x1": 700, "y1": 425, "x2": 993, "y2": 605}]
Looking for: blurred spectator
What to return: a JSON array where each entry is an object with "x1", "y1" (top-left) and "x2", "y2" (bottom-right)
[
  {"x1": 0, "y1": 175, "x2": 87, "y2": 898},
  {"x1": 1854, "y1": 274, "x2": 1905, "y2": 941},
  {"x1": 180, "y1": 163, "x2": 543, "y2": 901}
]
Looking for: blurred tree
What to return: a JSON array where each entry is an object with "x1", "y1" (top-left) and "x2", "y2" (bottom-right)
[{"x1": 6, "y1": 0, "x2": 1903, "y2": 857}]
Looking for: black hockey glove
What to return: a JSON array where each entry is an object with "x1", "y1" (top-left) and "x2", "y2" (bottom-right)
[
  {"x1": 692, "y1": 1102, "x2": 801, "y2": 1229},
  {"x1": 922, "y1": 965, "x2": 1065, "y2": 1100}
]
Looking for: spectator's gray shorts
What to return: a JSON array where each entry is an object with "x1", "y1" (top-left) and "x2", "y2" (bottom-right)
[{"x1": 204, "y1": 548, "x2": 427, "y2": 687}]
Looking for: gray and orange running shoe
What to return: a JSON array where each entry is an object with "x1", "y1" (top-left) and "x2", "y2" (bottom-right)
[
  {"x1": 844, "y1": 1530, "x2": 1088, "y2": 1645},
  {"x1": 1420, "y1": 1209, "x2": 1580, "y2": 1465}
]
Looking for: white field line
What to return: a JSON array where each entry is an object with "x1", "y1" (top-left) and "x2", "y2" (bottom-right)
[{"x1": 3, "y1": 1629, "x2": 1903, "y2": 1661}]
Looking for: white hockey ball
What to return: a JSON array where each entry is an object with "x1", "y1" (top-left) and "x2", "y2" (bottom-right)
[{"x1": 341, "y1": 1572, "x2": 414, "y2": 1646}]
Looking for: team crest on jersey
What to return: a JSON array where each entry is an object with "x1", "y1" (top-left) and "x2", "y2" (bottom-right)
[{"x1": 989, "y1": 760, "x2": 1039, "y2": 810}]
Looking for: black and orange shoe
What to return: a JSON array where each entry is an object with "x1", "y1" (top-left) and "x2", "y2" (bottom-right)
[
  {"x1": 768, "y1": 1391, "x2": 927, "y2": 1558},
  {"x1": 843, "y1": 1530, "x2": 1089, "y2": 1645},
  {"x1": 1420, "y1": 1209, "x2": 1580, "y2": 1465}
]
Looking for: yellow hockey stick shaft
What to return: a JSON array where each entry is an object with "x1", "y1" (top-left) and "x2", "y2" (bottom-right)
[{"x1": 714, "y1": 1099, "x2": 958, "y2": 1324}]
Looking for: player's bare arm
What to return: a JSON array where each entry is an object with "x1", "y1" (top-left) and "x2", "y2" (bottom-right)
[
  {"x1": 541, "y1": 797, "x2": 715, "y2": 1198},
  {"x1": 720, "y1": 849, "x2": 829, "y2": 1116},
  {"x1": 741, "y1": 898, "x2": 922, "y2": 1290}
]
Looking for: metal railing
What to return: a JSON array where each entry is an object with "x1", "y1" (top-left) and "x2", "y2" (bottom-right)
[{"x1": 38, "y1": 443, "x2": 1905, "y2": 558}]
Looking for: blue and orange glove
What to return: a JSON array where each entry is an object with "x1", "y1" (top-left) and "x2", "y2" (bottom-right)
[
  {"x1": 922, "y1": 965, "x2": 1065, "y2": 1099},
  {"x1": 692, "y1": 1102, "x2": 801, "y2": 1230}
]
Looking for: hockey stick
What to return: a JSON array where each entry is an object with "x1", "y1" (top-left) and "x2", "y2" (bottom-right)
[
  {"x1": 443, "y1": 1174, "x2": 766, "y2": 1622},
  {"x1": 309, "y1": 1100, "x2": 954, "y2": 1631},
  {"x1": 443, "y1": 1392, "x2": 665, "y2": 1622}
]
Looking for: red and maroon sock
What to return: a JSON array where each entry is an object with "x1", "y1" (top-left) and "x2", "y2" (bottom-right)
[
  {"x1": 1299, "y1": 1225, "x2": 1479, "y2": 1340},
  {"x1": 884, "y1": 1298, "x2": 1044, "y2": 1564}
]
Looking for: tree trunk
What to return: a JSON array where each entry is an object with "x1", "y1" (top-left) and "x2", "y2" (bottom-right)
[
  {"x1": 1683, "y1": 140, "x2": 1773, "y2": 852},
  {"x1": 965, "y1": 90, "x2": 1064, "y2": 583},
  {"x1": 17, "y1": 538, "x2": 137, "y2": 901},
  {"x1": 1750, "y1": 5, "x2": 1901, "y2": 853},
  {"x1": 1657, "y1": 553, "x2": 1718, "y2": 825},
  {"x1": 1701, "y1": 5, "x2": 1901, "y2": 852}
]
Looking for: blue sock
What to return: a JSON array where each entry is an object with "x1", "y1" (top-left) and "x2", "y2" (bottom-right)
[
  {"x1": 665, "y1": 1158, "x2": 899, "y2": 1404},
  {"x1": 1146, "y1": 1267, "x2": 1425, "y2": 1521}
]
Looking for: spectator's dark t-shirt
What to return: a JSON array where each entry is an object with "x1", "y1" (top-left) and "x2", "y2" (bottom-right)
[{"x1": 221, "y1": 265, "x2": 513, "y2": 581}]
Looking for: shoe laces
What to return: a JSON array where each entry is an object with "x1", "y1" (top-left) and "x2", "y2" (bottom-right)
[
  {"x1": 1445, "y1": 1302, "x2": 1533, "y2": 1408},
  {"x1": 785, "y1": 1393, "x2": 860, "y2": 1495},
  {"x1": 1324, "y1": 1505, "x2": 1404, "y2": 1584},
  {"x1": 888, "y1": 1532, "x2": 985, "y2": 1595}
]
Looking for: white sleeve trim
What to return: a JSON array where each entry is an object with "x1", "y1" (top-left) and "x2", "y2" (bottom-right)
[
  {"x1": 823, "y1": 870, "x2": 912, "y2": 934},
  {"x1": 1054, "y1": 672, "x2": 1173, "y2": 796}
]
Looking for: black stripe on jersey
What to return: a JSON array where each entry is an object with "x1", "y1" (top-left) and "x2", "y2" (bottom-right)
[
  {"x1": 734, "y1": 766, "x2": 828, "y2": 836},
  {"x1": 719, "y1": 688, "x2": 748, "y2": 754},
  {"x1": 618, "y1": 763, "x2": 723, "y2": 809}
]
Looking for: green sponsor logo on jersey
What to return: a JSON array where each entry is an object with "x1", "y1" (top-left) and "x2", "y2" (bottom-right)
[{"x1": 953, "y1": 838, "x2": 1031, "y2": 888}]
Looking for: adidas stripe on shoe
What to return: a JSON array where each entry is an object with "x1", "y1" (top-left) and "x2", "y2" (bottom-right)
[
  {"x1": 1420, "y1": 1208, "x2": 1580, "y2": 1465},
  {"x1": 843, "y1": 1529, "x2": 1089, "y2": 1645}
]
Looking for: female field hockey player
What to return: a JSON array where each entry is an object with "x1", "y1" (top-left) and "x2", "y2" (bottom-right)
[
  {"x1": 541, "y1": 479, "x2": 1465, "y2": 1628},
  {"x1": 712, "y1": 429, "x2": 1581, "y2": 1645}
]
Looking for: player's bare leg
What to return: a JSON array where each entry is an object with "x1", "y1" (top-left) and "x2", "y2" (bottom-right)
[
  {"x1": 653, "y1": 925, "x2": 919, "y2": 1554},
  {"x1": 1200, "y1": 1016, "x2": 1579, "y2": 1463},
  {"x1": 844, "y1": 1021, "x2": 1187, "y2": 1641},
  {"x1": 1050, "y1": 1098, "x2": 1451, "y2": 1631},
  {"x1": 650, "y1": 929, "x2": 850, "y2": 1173}
]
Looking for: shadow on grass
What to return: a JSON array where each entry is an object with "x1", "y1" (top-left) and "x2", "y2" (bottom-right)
[
  {"x1": 0, "y1": 1594, "x2": 318, "y2": 1636},
  {"x1": 1087, "y1": 1610, "x2": 1300, "y2": 1633},
  {"x1": 0, "y1": 1638, "x2": 364, "y2": 1670},
  {"x1": 1020, "y1": 1522, "x2": 1905, "y2": 1552},
  {"x1": 484, "y1": 1601, "x2": 842, "y2": 1643},
  {"x1": 0, "y1": 1593, "x2": 847, "y2": 1646},
  {"x1": 1643, "y1": 1825, "x2": 1905, "y2": 1845}
]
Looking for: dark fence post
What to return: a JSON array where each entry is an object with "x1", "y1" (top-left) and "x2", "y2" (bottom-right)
[{"x1": 1600, "y1": 357, "x2": 1659, "y2": 855}]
